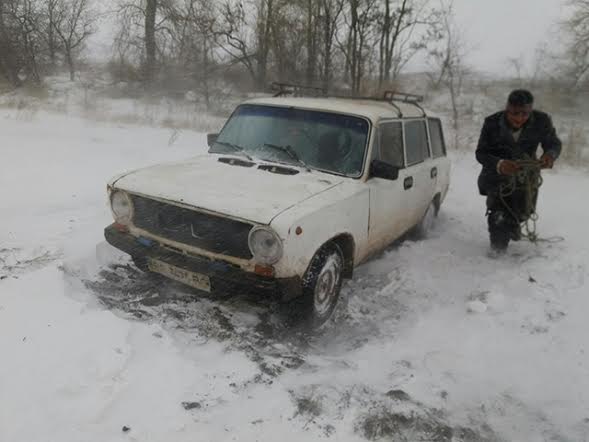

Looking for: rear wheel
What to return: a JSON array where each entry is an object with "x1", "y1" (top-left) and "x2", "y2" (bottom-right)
[{"x1": 413, "y1": 200, "x2": 438, "y2": 239}]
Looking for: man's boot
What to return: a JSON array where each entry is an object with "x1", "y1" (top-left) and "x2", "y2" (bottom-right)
[
  {"x1": 509, "y1": 223, "x2": 522, "y2": 241},
  {"x1": 487, "y1": 210, "x2": 510, "y2": 253}
]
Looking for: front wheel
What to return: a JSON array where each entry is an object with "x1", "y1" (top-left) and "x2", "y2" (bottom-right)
[{"x1": 289, "y1": 244, "x2": 344, "y2": 329}]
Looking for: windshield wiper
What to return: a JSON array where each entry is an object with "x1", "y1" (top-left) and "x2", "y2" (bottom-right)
[
  {"x1": 214, "y1": 140, "x2": 253, "y2": 160},
  {"x1": 262, "y1": 143, "x2": 311, "y2": 172}
]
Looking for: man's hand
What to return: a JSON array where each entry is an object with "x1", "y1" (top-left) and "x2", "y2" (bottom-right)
[
  {"x1": 540, "y1": 153, "x2": 555, "y2": 169},
  {"x1": 497, "y1": 159, "x2": 521, "y2": 176}
]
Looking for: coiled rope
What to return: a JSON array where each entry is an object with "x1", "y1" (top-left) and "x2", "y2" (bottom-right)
[{"x1": 498, "y1": 157, "x2": 563, "y2": 244}]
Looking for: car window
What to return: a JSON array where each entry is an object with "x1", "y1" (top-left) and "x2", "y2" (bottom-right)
[
  {"x1": 428, "y1": 118, "x2": 446, "y2": 158},
  {"x1": 211, "y1": 104, "x2": 370, "y2": 177},
  {"x1": 379, "y1": 122, "x2": 404, "y2": 168},
  {"x1": 404, "y1": 120, "x2": 430, "y2": 165}
]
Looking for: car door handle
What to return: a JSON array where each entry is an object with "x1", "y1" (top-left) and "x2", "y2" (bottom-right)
[
  {"x1": 404, "y1": 176, "x2": 413, "y2": 190},
  {"x1": 431, "y1": 167, "x2": 438, "y2": 179}
]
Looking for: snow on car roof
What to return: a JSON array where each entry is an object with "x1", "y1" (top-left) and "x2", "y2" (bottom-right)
[{"x1": 243, "y1": 96, "x2": 434, "y2": 122}]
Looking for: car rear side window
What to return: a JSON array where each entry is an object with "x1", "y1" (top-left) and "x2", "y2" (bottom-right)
[
  {"x1": 404, "y1": 120, "x2": 429, "y2": 165},
  {"x1": 428, "y1": 118, "x2": 446, "y2": 158},
  {"x1": 379, "y1": 122, "x2": 404, "y2": 168}
]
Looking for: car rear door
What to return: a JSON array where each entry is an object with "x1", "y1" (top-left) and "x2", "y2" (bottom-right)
[
  {"x1": 403, "y1": 119, "x2": 436, "y2": 226},
  {"x1": 427, "y1": 117, "x2": 451, "y2": 201}
]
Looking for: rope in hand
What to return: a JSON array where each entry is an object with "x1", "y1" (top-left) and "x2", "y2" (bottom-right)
[{"x1": 498, "y1": 156, "x2": 564, "y2": 244}]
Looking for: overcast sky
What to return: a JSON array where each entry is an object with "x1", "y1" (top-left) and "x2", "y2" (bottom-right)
[{"x1": 449, "y1": 0, "x2": 568, "y2": 74}]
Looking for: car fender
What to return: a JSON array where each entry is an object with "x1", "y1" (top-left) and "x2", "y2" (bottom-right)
[{"x1": 270, "y1": 181, "x2": 369, "y2": 278}]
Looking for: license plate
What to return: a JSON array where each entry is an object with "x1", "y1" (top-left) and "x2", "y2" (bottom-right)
[{"x1": 148, "y1": 259, "x2": 211, "y2": 292}]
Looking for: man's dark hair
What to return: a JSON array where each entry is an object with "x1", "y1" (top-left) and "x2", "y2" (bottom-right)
[{"x1": 508, "y1": 89, "x2": 534, "y2": 107}]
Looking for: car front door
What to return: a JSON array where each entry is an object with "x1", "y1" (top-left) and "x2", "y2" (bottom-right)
[{"x1": 367, "y1": 121, "x2": 416, "y2": 253}]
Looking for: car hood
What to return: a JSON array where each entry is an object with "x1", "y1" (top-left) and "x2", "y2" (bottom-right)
[{"x1": 111, "y1": 155, "x2": 344, "y2": 225}]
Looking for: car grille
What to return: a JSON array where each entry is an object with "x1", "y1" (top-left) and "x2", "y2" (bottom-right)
[{"x1": 130, "y1": 195, "x2": 254, "y2": 259}]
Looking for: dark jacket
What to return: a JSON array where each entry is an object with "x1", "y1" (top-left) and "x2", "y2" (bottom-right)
[{"x1": 476, "y1": 110, "x2": 562, "y2": 195}]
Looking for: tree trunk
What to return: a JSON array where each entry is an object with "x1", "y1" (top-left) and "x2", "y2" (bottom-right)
[
  {"x1": 305, "y1": 0, "x2": 317, "y2": 85},
  {"x1": 23, "y1": 32, "x2": 40, "y2": 84},
  {"x1": 377, "y1": 0, "x2": 389, "y2": 87},
  {"x1": 66, "y1": 48, "x2": 74, "y2": 81},
  {"x1": 144, "y1": 0, "x2": 157, "y2": 83},
  {"x1": 0, "y1": 55, "x2": 21, "y2": 87},
  {"x1": 255, "y1": 0, "x2": 273, "y2": 91},
  {"x1": 47, "y1": 0, "x2": 56, "y2": 68},
  {"x1": 448, "y1": 72, "x2": 459, "y2": 148},
  {"x1": 0, "y1": 0, "x2": 22, "y2": 87},
  {"x1": 349, "y1": 0, "x2": 359, "y2": 93},
  {"x1": 378, "y1": 0, "x2": 408, "y2": 84},
  {"x1": 321, "y1": 4, "x2": 332, "y2": 91},
  {"x1": 202, "y1": 36, "x2": 210, "y2": 109}
]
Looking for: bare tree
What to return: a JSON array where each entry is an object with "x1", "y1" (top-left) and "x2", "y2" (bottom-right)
[
  {"x1": 427, "y1": 0, "x2": 468, "y2": 148},
  {"x1": 111, "y1": 0, "x2": 179, "y2": 84},
  {"x1": 52, "y1": 0, "x2": 95, "y2": 81},
  {"x1": 507, "y1": 55, "x2": 524, "y2": 84},
  {"x1": 376, "y1": 0, "x2": 437, "y2": 87},
  {"x1": 338, "y1": 0, "x2": 378, "y2": 93},
  {"x1": 268, "y1": 1, "x2": 305, "y2": 82},
  {"x1": 144, "y1": 0, "x2": 157, "y2": 81},
  {"x1": 217, "y1": 0, "x2": 286, "y2": 90},
  {"x1": 563, "y1": 0, "x2": 589, "y2": 86},
  {"x1": 0, "y1": 0, "x2": 46, "y2": 85},
  {"x1": 255, "y1": 0, "x2": 277, "y2": 89},
  {"x1": 217, "y1": 0, "x2": 257, "y2": 85},
  {"x1": 164, "y1": 0, "x2": 220, "y2": 105},
  {"x1": 94, "y1": 0, "x2": 448, "y2": 98},
  {"x1": 318, "y1": 0, "x2": 344, "y2": 90},
  {"x1": 303, "y1": 0, "x2": 320, "y2": 84},
  {"x1": 37, "y1": 0, "x2": 61, "y2": 69},
  {"x1": 0, "y1": 0, "x2": 24, "y2": 86}
]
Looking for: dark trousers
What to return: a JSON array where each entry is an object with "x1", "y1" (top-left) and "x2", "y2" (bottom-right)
[{"x1": 486, "y1": 191, "x2": 525, "y2": 245}]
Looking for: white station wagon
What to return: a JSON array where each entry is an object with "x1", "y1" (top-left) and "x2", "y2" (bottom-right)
[{"x1": 104, "y1": 85, "x2": 451, "y2": 327}]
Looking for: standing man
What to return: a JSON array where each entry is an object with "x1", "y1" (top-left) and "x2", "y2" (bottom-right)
[{"x1": 476, "y1": 89, "x2": 562, "y2": 252}]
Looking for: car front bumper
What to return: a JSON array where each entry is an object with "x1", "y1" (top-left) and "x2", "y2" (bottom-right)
[{"x1": 104, "y1": 224, "x2": 302, "y2": 300}]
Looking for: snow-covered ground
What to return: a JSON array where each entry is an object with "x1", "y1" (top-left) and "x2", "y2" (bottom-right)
[{"x1": 1, "y1": 108, "x2": 588, "y2": 442}]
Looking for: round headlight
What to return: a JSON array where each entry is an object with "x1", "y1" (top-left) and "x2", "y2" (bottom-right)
[
  {"x1": 110, "y1": 191, "x2": 133, "y2": 224},
  {"x1": 248, "y1": 227, "x2": 283, "y2": 264}
]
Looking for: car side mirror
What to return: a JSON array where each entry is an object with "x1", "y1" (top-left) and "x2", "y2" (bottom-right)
[
  {"x1": 370, "y1": 159, "x2": 399, "y2": 181},
  {"x1": 207, "y1": 133, "x2": 219, "y2": 148}
]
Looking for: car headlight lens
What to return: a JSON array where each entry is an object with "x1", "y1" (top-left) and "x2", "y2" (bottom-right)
[
  {"x1": 248, "y1": 227, "x2": 283, "y2": 265},
  {"x1": 110, "y1": 190, "x2": 133, "y2": 224}
]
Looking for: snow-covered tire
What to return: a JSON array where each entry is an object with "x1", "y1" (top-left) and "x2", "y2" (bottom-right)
[
  {"x1": 289, "y1": 244, "x2": 344, "y2": 329},
  {"x1": 413, "y1": 200, "x2": 438, "y2": 239}
]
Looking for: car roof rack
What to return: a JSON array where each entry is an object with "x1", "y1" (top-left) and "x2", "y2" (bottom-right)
[
  {"x1": 382, "y1": 90, "x2": 426, "y2": 117},
  {"x1": 269, "y1": 82, "x2": 425, "y2": 118},
  {"x1": 271, "y1": 82, "x2": 327, "y2": 97}
]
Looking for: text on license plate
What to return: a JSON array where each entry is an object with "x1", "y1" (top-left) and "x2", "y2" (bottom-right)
[{"x1": 147, "y1": 259, "x2": 211, "y2": 292}]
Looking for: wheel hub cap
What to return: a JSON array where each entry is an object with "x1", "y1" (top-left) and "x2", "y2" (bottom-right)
[{"x1": 314, "y1": 255, "x2": 341, "y2": 316}]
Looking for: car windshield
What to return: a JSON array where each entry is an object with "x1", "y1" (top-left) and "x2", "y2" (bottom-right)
[{"x1": 210, "y1": 104, "x2": 370, "y2": 177}]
